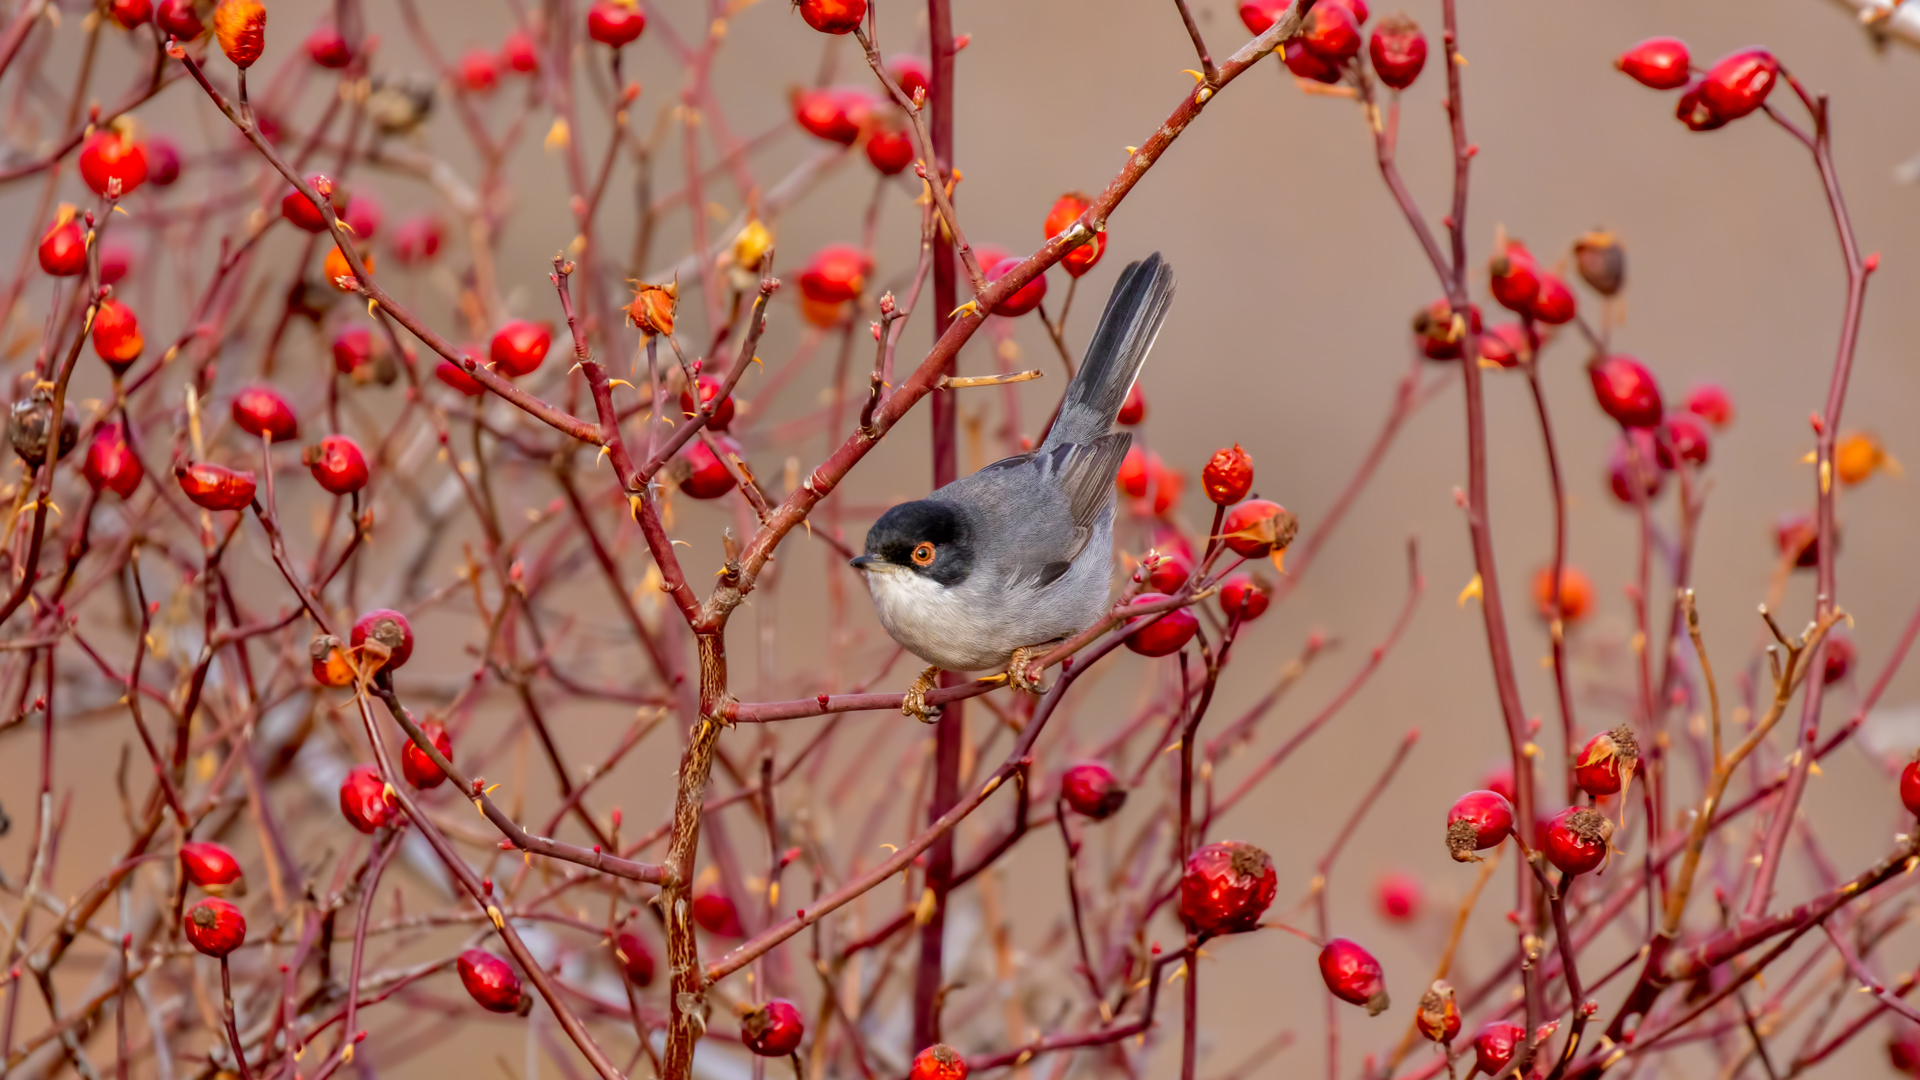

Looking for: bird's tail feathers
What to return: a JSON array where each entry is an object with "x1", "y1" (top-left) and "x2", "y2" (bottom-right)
[{"x1": 1044, "y1": 252, "x2": 1175, "y2": 449}]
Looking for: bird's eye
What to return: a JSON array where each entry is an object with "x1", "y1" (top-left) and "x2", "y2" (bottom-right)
[{"x1": 911, "y1": 542, "x2": 936, "y2": 566}]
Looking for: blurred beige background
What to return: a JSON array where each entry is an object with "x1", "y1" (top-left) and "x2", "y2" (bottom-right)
[{"x1": 4, "y1": 0, "x2": 1920, "y2": 1076}]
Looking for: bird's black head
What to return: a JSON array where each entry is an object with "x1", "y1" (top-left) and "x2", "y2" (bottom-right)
[{"x1": 854, "y1": 499, "x2": 974, "y2": 586}]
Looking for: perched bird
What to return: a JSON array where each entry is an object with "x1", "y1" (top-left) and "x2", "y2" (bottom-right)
[{"x1": 852, "y1": 253, "x2": 1176, "y2": 719}]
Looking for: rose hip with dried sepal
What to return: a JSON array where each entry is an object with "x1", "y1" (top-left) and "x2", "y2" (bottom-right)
[
  {"x1": 1369, "y1": 15, "x2": 1426, "y2": 89},
  {"x1": 1179, "y1": 840, "x2": 1276, "y2": 934},
  {"x1": 1416, "y1": 980, "x2": 1460, "y2": 1043},
  {"x1": 1685, "y1": 383, "x2": 1734, "y2": 428},
  {"x1": 1300, "y1": 0, "x2": 1362, "y2": 63},
  {"x1": 1477, "y1": 322, "x2": 1528, "y2": 369},
  {"x1": 613, "y1": 930, "x2": 655, "y2": 986},
  {"x1": 1061, "y1": 761, "x2": 1128, "y2": 820},
  {"x1": 797, "y1": 0, "x2": 865, "y2": 35},
  {"x1": 339, "y1": 763, "x2": 397, "y2": 833},
  {"x1": 38, "y1": 217, "x2": 85, "y2": 277},
  {"x1": 679, "y1": 438, "x2": 740, "y2": 500},
  {"x1": 909, "y1": 1044, "x2": 968, "y2": 1080},
  {"x1": 1125, "y1": 593, "x2": 1198, "y2": 657},
  {"x1": 1700, "y1": 48, "x2": 1779, "y2": 120},
  {"x1": 1202, "y1": 444, "x2": 1253, "y2": 505},
  {"x1": 1589, "y1": 355, "x2": 1663, "y2": 428},
  {"x1": 401, "y1": 721, "x2": 454, "y2": 789},
  {"x1": 1531, "y1": 565, "x2": 1593, "y2": 623},
  {"x1": 1220, "y1": 499, "x2": 1296, "y2": 559},
  {"x1": 458, "y1": 949, "x2": 530, "y2": 1014},
  {"x1": 79, "y1": 129, "x2": 148, "y2": 197},
  {"x1": 184, "y1": 898, "x2": 246, "y2": 958},
  {"x1": 181, "y1": 842, "x2": 246, "y2": 896},
  {"x1": 1529, "y1": 272, "x2": 1577, "y2": 325},
  {"x1": 1117, "y1": 384, "x2": 1146, "y2": 426},
  {"x1": 176, "y1": 462, "x2": 257, "y2": 511},
  {"x1": 84, "y1": 423, "x2": 144, "y2": 498},
  {"x1": 1219, "y1": 575, "x2": 1271, "y2": 622},
  {"x1": 1574, "y1": 725, "x2": 1639, "y2": 797},
  {"x1": 352, "y1": 608, "x2": 415, "y2": 672},
  {"x1": 232, "y1": 386, "x2": 299, "y2": 442},
  {"x1": 586, "y1": 0, "x2": 646, "y2": 47},
  {"x1": 1488, "y1": 242, "x2": 1541, "y2": 314},
  {"x1": 679, "y1": 374, "x2": 736, "y2": 431},
  {"x1": 1375, "y1": 871, "x2": 1422, "y2": 922},
  {"x1": 1615, "y1": 37, "x2": 1690, "y2": 90},
  {"x1": 693, "y1": 888, "x2": 744, "y2": 937},
  {"x1": 1045, "y1": 192, "x2": 1105, "y2": 277},
  {"x1": 1608, "y1": 431, "x2": 1665, "y2": 505},
  {"x1": 1821, "y1": 633, "x2": 1855, "y2": 685},
  {"x1": 1446, "y1": 790, "x2": 1513, "y2": 862},
  {"x1": 1318, "y1": 937, "x2": 1390, "y2": 1015},
  {"x1": 1474, "y1": 1020, "x2": 1526, "y2": 1075},
  {"x1": 1544, "y1": 807, "x2": 1613, "y2": 876},
  {"x1": 1574, "y1": 230, "x2": 1626, "y2": 296},
  {"x1": 741, "y1": 999, "x2": 804, "y2": 1056},
  {"x1": 987, "y1": 258, "x2": 1046, "y2": 317},
  {"x1": 489, "y1": 319, "x2": 551, "y2": 378},
  {"x1": 310, "y1": 635, "x2": 355, "y2": 688},
  {"x1": 1412, "y1": 299, "x2": 1481, "y2": 361}
]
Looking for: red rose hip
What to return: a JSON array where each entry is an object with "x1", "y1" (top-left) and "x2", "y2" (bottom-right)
[
  {"x1": 1529, "y1": 272, "x2": 1577, "y2": 325},
  {"x1": 38, "y1": 218, "x2": 86, "y2": 277},
  {"x1": 1589, "y1": 355, "x2": 1663, "y2": 428},
  {"x1": 1573, "y1": 725, "x2": 1639, "y2": 797},
  {"x1": 693, "y1": 888, "x2": 744, "y2": 937},
  {"x1": 1375, "y1": 871, "x2": 1422, "y2": 922},
  {"x1": 1318, "y1": 937, "x2": 1389, "y2": 1014},
  {"x1": 1179, "y1": 840, "x2": 1277, "y2": 934},
  {"x1": 741, "y1": 999, "x2": 804, "y2": 1056},
  {"x1": 679, "y1": 373, "x2": 735, "y2": 430},
  {"x1": 1124, "y1": 593, "x2": 1198, "y2": 657},
  {"x1": 1488, "y1": 242, "x2": 1540, "y2": 314},
  {"x1": 184, "y1": 898, "x2": 246, "y2": 958},
  {"x1": 1700, "y1": 48, "x2": 1778, "y2": 120},
  {"x1": 79, "y1": 130, "x2": 148, "y2": 197},
  {"x1": 1445, "y1": 789, "x2": 1513, "y2": 862},
  {"x1": 614, "y1": 930, "x2": 655, "y2": 986},
  {"x1": 91, "y1": 299, "x2": 145, "y2": 372},
  {"x1": 1117, "y1": 383, "x2": 1146, "y2": 426},
  {"x1": 1544, "y1": 806, "x2": 1613, "y2": 876},
  {"x1": 1045, "y1": 192, "x2": 1104, "y2": 277},
  {"x1": 1202, "y1": 444, "x2": 1253, "y2": 505},
  {"x1": 1218, "y1": 575, "x2": 1271, "y2": 622},
  {"x1": 1902, "y1": 757, "x2": 1920, "y2": 817},
  {"x1": 281, "y1": 177, "x2": 333, "y2": 233},
  {"x1": 351, "y1": 608, "x2": 415, "y2": 671},
  {"x1": 987, "y1": 257, "x2": 1045, "y2": 317},
  {"x1": 679, "y1": 438, "x2": 739, "y2": 500},
  {"x1": 799, "y1": 244, "x2": 869, "y2": 303},
  {"x1": 1060, "y1": 761, "x2": 1128, "y2": 820},
  {"x1": 587, "y1": 0, "x2": 646, "y2": 46},
  {"x1": 302, "y1": 435, "x2": 368, "y2": 495},
  {"x1": 181, "y1": 842, "x2": 246, "y2": 896},
  {"x1": 489, "y1": 319, "x2": 551, "y2": 378},
  {"x1": 1220, "y1": 499, "x2": 1295, "y2": 559},
  {"x1": 797, "y1": 0, "x2": 865, "y2": 34},
  {"x1": 1685, "y1": 383, "x2": 1734, "y2": 428},
  {"x1": 1300, "y1": 1, "x2": 1362, "y2": 63},
  {"x1": 1474, "y1": 1020, "x2": 1526, "y2": 1075},
  {"x1": 401, "y1": 721, "x2": 453, "y2": 789},
  {"x1": 909, "y1": 1045, "x2": 968, "y2": 1080},
  {"x1": 339, "y1": 763, "x2": 397, "y2": 833},
  {"x1": 176, "y1": 462, "x2": 257, "y2": 511},
  {"x1": 458, "y1": 949, "x2": 528, "y2": 1014},
  {"x1": 1368, "y1": 15, "x2": 1426, "y2": 89},
  {"x1": 84, "y1": 423, "x2": 145, "y2": 498},
  {"x1": 1615, "y1": 37, "x2": 1690, "y2": 90},
  {"x1": 231, "y1": 386, "x2": 298, "y2": 442}
]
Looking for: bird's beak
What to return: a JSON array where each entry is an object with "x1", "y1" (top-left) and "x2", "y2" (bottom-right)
[{"x1": 849, "y1": 554, "x2": 880, "y2": 570}]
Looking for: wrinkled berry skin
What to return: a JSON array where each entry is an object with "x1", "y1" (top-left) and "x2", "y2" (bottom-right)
[
  {"x1": 1615, "y1": 37, "x2": 1690, "y2": 90},
  {"x1": 181, "y1": 842, "x2": 246, "y2": 896},
  {"x1": 1124, "y1": 593, "x2": 1199, "y2": 657},
  {"x1": 184, "y1": 898, "x2": 246, "y2": 958},
  {"x1": 1061, "y1": 762, "x2": 1128, "y2": 820},
  {"x1": 401, "y1": 722, "x2": 453, "y2": 789},
  {"x1": 458, "y1": 949, "x2": 529, "y2": 1014},
  {"x1": 741, "y1": 999, "x2": 805, "y2": 1056},
  {"x1": 1445, "y1": 790, "x2": 1513, "y2": 862},
  {"x1": 1589, "y1": 355, "x2": 1663, "y2": 428},
  {"x1": 1474, "y1": 1020, "x2": 1526, "y2": 1075},
  {"x1": 614, "y1": 930, "x2": 655, "y2": 986},
  {"x1": 1318, "y1": 937, "x2": 1390, "y2": 1014},
  {"x1": 909, "y1": 1044, "x2": 969, "y2": 1080},
  {"x1": 9, "y1": 394, "x2": 77, "y2": 467},
  {"x1": 1202, "y1": 444, "x2": 1254, "y2": 505},
  {"x1": 352, "y1": 609, "x2": 415, "y2": 671},
  {"x1": 339, "y1": 763, "x2": 397, "y2": 833},
  {"x1": 1179, "y1": 840, "x2": 1277, "y2": 935},
  {"x1": 1544, "y1": 807, "x2": 1613, "y2": 876}
]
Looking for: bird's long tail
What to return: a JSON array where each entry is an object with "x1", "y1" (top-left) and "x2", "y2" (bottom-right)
[{"x1": 1043, "y1": 252, "x2": 1176, "y2": 450}]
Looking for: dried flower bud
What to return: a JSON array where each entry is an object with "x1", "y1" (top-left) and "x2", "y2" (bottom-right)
[
  {"x1": 627, "y1": 278, "x2": 678, "y2": 336},
  {"x1": 1574, "y1": 230, "x2": 1625, "y2": 296},
  {"x1": 213, "y1": 0, "x2": 266, "y2": 68}
]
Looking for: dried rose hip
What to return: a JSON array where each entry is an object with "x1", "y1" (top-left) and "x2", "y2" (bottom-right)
[
  {"x1": 1574, "y1": 230, "x2": 1625, "y2": 296},
  {"x1": 1179, "y1": 840, "x2": 1277, "y2": 934},
  {"x1": 351, "y1": 608, "x2": 415, "y2": 671},
  {"x1": 1415, "y1": 980, "x2": 1460, "y2": 1043}
]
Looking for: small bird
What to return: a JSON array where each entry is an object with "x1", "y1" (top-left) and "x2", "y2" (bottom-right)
[{"x1": 852, "y1": 253, "x2": 1176, "y2": 719}]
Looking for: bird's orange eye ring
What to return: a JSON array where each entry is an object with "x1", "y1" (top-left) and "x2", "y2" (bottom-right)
[{"x1": 911, "y1": 543, "x2": 936, "y2": 566}]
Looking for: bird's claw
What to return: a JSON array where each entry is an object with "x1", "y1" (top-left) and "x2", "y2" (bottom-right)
[
  {"x1": 1005, "y1": 647, "x2": 1046, "y2": 695},
  {"x1": 902, "y1": 666, "x2": 942, "y2": 723}
]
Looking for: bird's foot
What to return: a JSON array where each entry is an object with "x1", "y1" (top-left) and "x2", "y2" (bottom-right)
[
  {"x1": 1005, "y1": 646, "x2": 1047, "y2": 695},
  {"x1": 902, "y1": 666, "x2": 943, "y2": 722}
]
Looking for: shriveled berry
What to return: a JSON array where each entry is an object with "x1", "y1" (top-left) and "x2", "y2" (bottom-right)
[
  {"x1": 1615, "y1": 37, "x2": 1690, "y2": 89},
  {"x1": 401, "y1": 721, "x2": 453, "y2": 789},
  {"x1": 742, "y1": 999, "x2": 804, "y2": 1056},
  {"x1": 9, "y1": 392, "x2": 76, "y2": 467},
  {"x1": 79, "y1": 130, "x2": 148, "y2": 197},
  {"x1": 693, "y1": 888, "x2": 744, "y2": 937},
  {"x1": 1369, "y1": 15, "x2": 1426, "y2": 89},
  {"x1": 613, "y1": 930, "x2": 655, "y2": 986},
  {"x1": 1318, "y1": 937, "x2": 1390, "y2": 1014},
  {"x1": 489, "y1": 319, "x2": 550, "y2": 378},
  {"x1": 1179, "y1": 840, "x2": 1277, "y2": 934},
  {"x1": 799, "y1": 244, "x2": 869, "y2": 303},
  {"x1": 1300, "y1": 1, "x2": 1362, "y2": 63},
  {"x1": 1284, "y1": 39, "x2": 1342, "y2": 84},
  {"x1": 1445, "y1": 790, "x2": 1513, "y2": 862},
  {"x1": 1045, "y1": 192, "x2": 1104, "y2": 277},
  {"x1": 1375, "y1": 871, "x2": 1422, "y2": 922},
  {"x1": 1685, "y1": 383, "x2": 1733, "y2": 428},
  {"x1": 1574, "y1": 230, "x2": 1625, "y2": 296},
  {"x1": 1474, "y1": 1020, "x2": 1526, "y2": 1075},
  {"x1": 1117, "y1": 383, "x2": 1146, "y2": 426},
  {"x1": 679, "y1": 438, "x2": 739, "y2": 500},
  {"x1": 1220, "y1": 499, "x2": 1296, "y2": 559},
  {"x1": 339, "y1": 763, "x2": 397, "y2": 833},
  {"x1": 176, "y1": 462, "x2": 257, "y2": 511},
  {"x1": 792, "y1": 87, "x2": 870, "y2": 145},
  {"x1": 1488, "y1": 242, "x2": 1541, "y2": 314},
  {"x1": 84, "y1": 423, "x2": 145, "y2": 498},
  {"x1": 1529, "y1": 272, "x2": 1577, "y2": 325},
  {"x1": 458, "y1": 949, "x2": 528, "y2": 1014},
  {"x1": 1415, "y1": 980, "x2": 1460, "y2": 1043},
  {"x1": 1589, "y1": 355, "x2": 1663, "y2": 428},
  {"x1": 212, "y1": 0, "x2": 266, "y2": 69},
  {"x1": 1821, "y1": 634, "x2": 1855, "y2": 685},
  {"x1": 1202, "y1": 444, "x2": 1254, "y2": 505},
  {"x1": 1544, "y1": 806, "x2": 1613, "y2": 876},
  {"x1": 1125, "y1": 593, "x2": 1198, "y2": 657},
  {"x1": 909, "y1": 1044, "x2": 968, "y2": 1080},
  {"x1": 1061, "y1": 761, "x2": 1127, "y2": 820},
  {"x1": 1700, "y1": 48, "x2": 1778, "y2": 120},
  {"x1": 987, "y1": 257, "x2": 1045, "y2": 317},
  {"x1": 797, "y1": 0, "x2": 865, "y2": 34},
  {"x1": 310, "y1": 635, "x2": 356, "y2": 688},
  {"x1": 1531, "y1": 565, "x2": 1593, "y2": 623},
  {"x1": 680, "y1": 374, "x2": 736, "y2": 430},
  {"x1": 1607, "y1": 432, "x2": 1665, "y2": 505},
  {"x1": 184, "y1": 898, "x2": 246, "y2": 958},
  {"x1": 351, "y1": 608, "x2": 415, "y2": 671},
  {"x1": 232, "y1": 385, "x2": 298, "y2": 442},
  {"x1": 181, "y1": 842, "x2": 246, "y2": 896},
  {"x1": 38, "y1": 219, "x2": 86, "y2": 277},
  {"x1": 586, "y1": 0, "x2": 646, "y2": 47},
  {"x1": 1218, "y1": 575, "x2": 1271, "y2": 622},
  {"x1": 1573, "y1": 725, "x2": 1639, "y2": 797},
  {"x1": 1411, "y1": 299, "x2": 1481, "y2": 361}
]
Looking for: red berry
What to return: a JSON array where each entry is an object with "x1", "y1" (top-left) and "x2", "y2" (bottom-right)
[
  {"x1": 679, "y1": 438, "x2": 740, "y2": 500},
  {"x1": 1700, "y1": 48, "x2": 1778, "y2": 120},
  {"x1": 1218, "y1": 575, "x2": 1271, "y2": 622},
  {"x1": 1529, "y1": 272, "x2": 1577, "y2": 325},
  {"x1": 692, "y1": 888, "x2": 744, "y2": 937},
  {"x1": 1488, "y1": 242, "x2": 1540, "y2": 314},
  {"x1": 183, "y1": 898, "x2": 246, "y2": 958},
  {"x1": 1902, "y1": 758, "x2": 1920, "y2": 817},
  {"x1": 1675, "y1": 79, "x2": 1728, "y2": 132},
  {"x1": 1589, "y1": 355, "x2": 1663, "y2": 428},
  {"x1": 339, "y1": 763, "x2": 397, "y2": 833},
  {"x1": 1473, "y1": 1020, "x2": 1526, "y2": 1075},
  {"x1": 437, "y1": 358, "x2": 486, "y2": 396},
  {"x1": 1685, "y1": 383, "x2": 1734, "y2": 428},
  {"x1": 908, "y1": 1044, "x2": 968, "y2": 1080},
  {"x1": 587, "y1": 0, "x2": 646, "y2": 47},
  {"x1": 1481, "y1": 764, "x2": 1517, "y2": 806},
  {"x1": 310, "y1": 635, "x2": 355, "y2": 688},
  {"x1": 392, "y1": 215, "x2": 445, "y2": 265},
  {"x1": 1284, "y1": 39, "x2": 1342, "y2": 83},
  {"x1": 401, "y1": 721, "x2": 453, "y2": 789},
  {"x1": 1369, "y1": 15, "x2": 1426, "y2": 89},
  {"x1": 679, "y1": 374, "x2": 736, "y2": 430},
  {"x1": 176, "y1": 462, "x2": 257, "y2": 511},
  {"x1": 1476, "y1": 322, "x2": 1527, "y2": 369},
  {"x1": 1318, "y1": 937, "x2": 1390, "y2": 1015},
  {"x1": 79, "y1": 130, "x2": 148, "y2": 197},
  {"x1": 232, "y1": 385, "x2": 299, "y2": 442},
  {"x1": 1179, "y1": 840, "x2": 1277, "y2": 934},
  {"x1": 1324, "y1": 0, "x2": 1369, "y2": 22},
  {"x1": 343, "y1": 193, "x2": 382, "y2": 241},
  {"x1": 1116, "y1": 383, "x2": 1146, "y2": 426},
  {"x1": 1615, "y1": 37, "x2": 1690, "y2": 90},
  {"x1": 798, "y1": 0, "x2": 864, "y2": 34},
  {"x1": 1445, "y1": 790, "x2": 1513, "y2": 862},
  {"x1": 1544, "y1": 806, "x2": 1613, "y2": 876},
  {"x1": 1774, "y1": 511, "x2": 1833, "y2": 570},
  {"x1": 1573, "y1": 230, "x2": 1625, "y2": 296},
  {"x1": 741, "y1": 999, "x2": 804, "y2": 1056},
  {"x1": 155, "y1": 0, "x2": 202, "y2": 40},
  {"x1": 1045, "y1": 192, "x2": 1104, "y2": 278},
  {"x1": 987, "y1": 257, "x2": 1045, "y2": 317},
  {"x1": 1531, "y1": 565, "x2": 1593, "y2": 623},
  {"x1": 1125, "y1": 593, "x2": 1198, "y2": 657},
  {"x1": 792, "y1": 87, "x2": 870, "y2": 145},
  {"x1": 1145, "y1": 552, "x2": 1191, "y2": 594},
  {"x1": 1301, "y1": 1, "x2": 1362, "y2": 63},
  {"x1": 458, "y1": 48, "x2": 499, "y2": 93},
  {"x1": 280, "y1": 176, "x2": 333, "y2": 232},
  {"x1": 1202, "y1": 444, "x2": 1253, "y2": 505},
  {"x1": 865, "y1": 122, "x2": 915, "y2": 175},
  {"x1": 1149, "y1": 458, "x2": 1183, "y2": 517},
  {"x1": 332, "y1": 325, "x2": 375, "y2": 374},
  {"x1": 1607, "y1": 431, "x2": 1665, "y2": 505},
  {"x1": 613, "y1": 930, "x2": 655, "y2": 986},
  {"x1": 1821, "y1": 633, "x2": 1855, "y2": 685},
  {"x1": 1656, "y1": 411, "x2": 1711, "y2": 469},
  {"x1": 1238, "y1": 0, "x2": 1288, "y2": 35},
  {"x1": 1411, "y1": 299, "x2": 1481, "y2": 360},
  {"x1": 458, "y1": 949, "x2": 527, "y2": 1014},
  {"x1": 1060, "y1": 761, "x2": 1127, "y2": 820},
  {"x1": 307, "y1": 25, "x2": 352, "y2": 68},
  {"x1": 1220, "y1": 499, "x2": 1295, "y2": 559},
  {"x1": 489, "y1": 320, "x2": 551, "y2": 378},
  {"x1": 886, "y1": 54, "x2": 930, "y2": 100},
  {"x1": 1415, "y1": 980, "x2": 1460, "y2": 1043},
  {"x1": 99, "y1": 244, "x2": 133, "y2": 286},
  {"x1": 501, "y1": 30, "x2": 539, "y2": 73},
  {"x1": 301, "y1": 435, "x2": 368, "y2": 495},
  {"x1": 38, "y1": 220, "x2": 86, "y2": 277},
  {"x1": 799, "y1": 244, "x2": 869, "y2": 303},
  {"x1": 181, "y1": 842, "x2": 246, "y2": 896},
  {"x1": 1573, "y1": 725, "x2": 1639, "y2": 797},
  {"x1": 351, "y1": 608, "x2": 415, "y2": 671},
  {"x1": 1116, "y1": 447, "x2": 1151, "y2": 498},
  {"x1": 1374, "y1": 871, "x2": 1422, "y2": 922},
  {"x1": 84, "y1": 423, "x2": 145, "y2": 499}
]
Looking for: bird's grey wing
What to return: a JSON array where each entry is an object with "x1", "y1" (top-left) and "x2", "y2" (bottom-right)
[
  {"x1": 1042, "y1": 431, "x2": 1131, "y2": 563},
  {"x1": 954, "y1": 433, "x2": 1128, "y2": 588}
]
